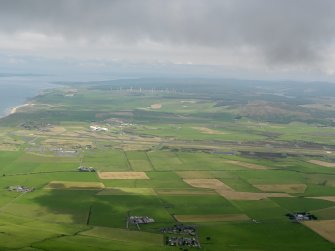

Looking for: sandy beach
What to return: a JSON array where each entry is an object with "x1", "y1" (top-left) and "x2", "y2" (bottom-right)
[{"x1": 10, "y1": 103, "x2": 32, "y2": 114}]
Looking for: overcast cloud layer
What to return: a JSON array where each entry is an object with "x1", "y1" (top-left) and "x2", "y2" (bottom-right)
[{"x1": 1, "y1": 0, "x2": 335, "y2": 78}]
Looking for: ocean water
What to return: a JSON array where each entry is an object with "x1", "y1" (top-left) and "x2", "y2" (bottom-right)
[{"x1": 0, "y1": 76, "x2": 56, "y2": 118}]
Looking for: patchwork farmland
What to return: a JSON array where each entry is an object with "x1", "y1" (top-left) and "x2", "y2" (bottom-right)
[{"x1": 0, "y1": 79, "x2": 335, "y2": 250}]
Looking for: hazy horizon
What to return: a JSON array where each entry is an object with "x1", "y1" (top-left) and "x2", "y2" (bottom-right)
[{"x1": 1, "y1": 0, "x2": 335, "y2": 82}]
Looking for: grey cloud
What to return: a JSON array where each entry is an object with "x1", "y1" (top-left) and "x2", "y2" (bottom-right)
[{"x1": 0, "y1": 0, "x2": 335, "y2": 65}]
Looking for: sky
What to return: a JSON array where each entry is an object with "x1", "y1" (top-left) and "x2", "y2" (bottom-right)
[{"x1": 1, "y1": 0, "x2": 335, "y2": 81}]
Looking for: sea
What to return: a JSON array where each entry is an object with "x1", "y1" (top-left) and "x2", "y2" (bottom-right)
[
  {"x1": 0, "y1": 76, "x2": 57, "y2": 118},
  {"x1": 0, "y1": 73, "x2": 120, "y2": 118}
]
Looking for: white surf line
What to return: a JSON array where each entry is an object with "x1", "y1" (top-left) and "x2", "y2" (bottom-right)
[{"x1": 10, "y1": 103, "x2": 31, "y2": 114}]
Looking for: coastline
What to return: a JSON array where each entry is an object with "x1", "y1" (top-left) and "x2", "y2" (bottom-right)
[
  {"x1": 9, "y1": 103, "x2": 33, "y2": 115},
  {"x1": 0, "y1": 76, "x2": 60, "y2": 120}
]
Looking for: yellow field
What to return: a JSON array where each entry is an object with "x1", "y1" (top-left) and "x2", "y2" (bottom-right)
[
  {"x1": 46, "y1": 126, "x2": 66, "y2": 134},
  {"x1": 150, "y1": 104, "x2": 162, "y2": 109},
  {"x1": 183, "y1": 178, "x2": 293, "y2": 200},
  {"x1": 43, "y1": 138, "x2": 93, "y2": 146},
  {"x1": 308, "y1": 160, "x2": 335, "y2": 168},
  {"x1": 183, "y1": 179, "x2": 233, "y2": 190},
  {"x1": 97, "y1": 187, "x2": 156, "y2": 195},
  {"x1": 303, "y1": 220, "x2": 335, "y2": 244},
  {"x1": 122, "y1": 144, "x2": 155, "y2": 151},
  {"x1": 0, "y1": 143, "x2": 18, "y2": 151},
  {"x1": 175, "y1": 214, "x2": 250, "y2": 222},
  {"x1": 192, "y1": 126, "x2": 226, "y2": 135},
  {"x1": 45, "y1": 181, "x2": 105, "y2": 190},
  {"x1": 254, "y1": 184, "x2": 307, "y2": 193},
  {"x1": 225, "y1": 160, "x2": 269, "y2": 170},
  {"x1": 97, "y1": 171, "x2": 149, "y2": 179},
  {"x1": 308, "y1": 196, "x2": 335, "y2": 202}
]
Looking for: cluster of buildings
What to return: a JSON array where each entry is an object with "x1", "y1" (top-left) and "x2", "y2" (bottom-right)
[
  {"x1": 162, "y1": 224, "x2": 200, "y2": 248},
  {"x1": 20, "y1": 121, "x2": 52, "y2": 131},
  {"x1": 64, "y1": 89, "x2": 78, "y2": 97},
  {"x1": 287, "y1": 212, "x2": 317, "y2": 222},
  {"x1": 78, "y1": 166, "x2": 96, "y2": 172},
  {"x1": 128, "y1": 216, "x2": 155, "y2": 224},
  {"x1": 161, "y1": 224, "x2": 196, "y2": 236},
  {"x1": 126, "y1": 215, "x2": 155, "y2": 230},
  {"x1": 90, "y1": 125, "x2": 108, "y2": 132},
  {"x1": 8, "y1": 185, "x2": 34, "y2": 193},
  {"x1": 105, "y1": 118, "x2": 134, "y2": 127},
  {"x1": 165, "y1": 236, "x2": 200, "y2": 248},
  {"x1": 51, "y1": 148, "x2": 77, "y2": 154}
]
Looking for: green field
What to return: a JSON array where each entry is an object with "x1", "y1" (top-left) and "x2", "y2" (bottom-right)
[{"x1": 0, "y1": 79, "x2": 334, "y2": 250}]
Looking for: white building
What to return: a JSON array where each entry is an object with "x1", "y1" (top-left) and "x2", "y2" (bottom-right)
[{"x1": 90, "y1": 125, "x2": 108, "y2": 132}]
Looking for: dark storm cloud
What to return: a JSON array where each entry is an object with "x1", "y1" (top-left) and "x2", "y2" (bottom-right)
[{"x1": 0, "y1": 0, "x2": 335, "y2": 65}]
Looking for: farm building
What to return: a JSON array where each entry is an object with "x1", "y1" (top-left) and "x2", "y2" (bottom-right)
[
  {"x1": 8, "y1": 185, "x2": 34, "y2": 193},
  {"x1": 165, "y1": 236, "x2": 200, "y2": 248},
  {"x1": 161, "y1": 224, "x2": 197, "y2": 235},
  {"x1": 90, "y1": 125, "x2": 108, "y2": 132},
  {"x1": 78, "y1": 166, "x2": 96, "y2": 172},
  {"x1": 287, "y1": 212, "x2": 317, "y2": 222},
  {"x1": 128, "y1": 216, "x2": 155, "y2": 224}
]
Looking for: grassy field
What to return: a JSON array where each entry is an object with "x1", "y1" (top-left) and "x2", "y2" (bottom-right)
[{"x1": 0, "y1": 79, "x2": 334, "y2": 250}]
